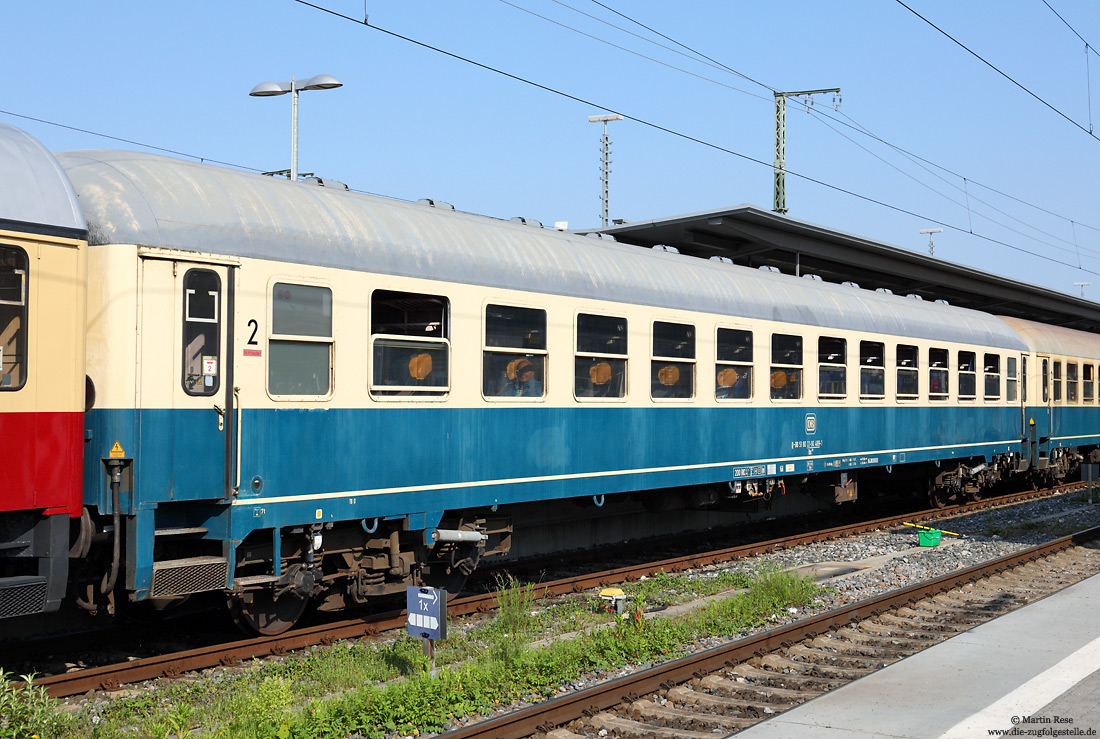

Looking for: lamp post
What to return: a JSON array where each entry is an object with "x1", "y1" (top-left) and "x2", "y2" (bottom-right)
[
  {"x1": 588, "y1": 113, "x2": 624, "y2": 228},
  {"x1": 919, "y1": 228, "x2": 943, "y2": 256},
  {"x1": 249, "y1": 74, "x2": 343, "y2": 181}
]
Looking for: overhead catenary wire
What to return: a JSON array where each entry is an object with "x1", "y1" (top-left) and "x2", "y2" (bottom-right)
[
  {"x1": 570, "y1": 0, "x2": 1100, "y2": 244},
  {"x1": 289, "y1": 0, "x2": 1100, "y2": 277},
  {"x1": 0, "y1": 109, "x2": 264, "y2": 172},
  {"x1": 895, "y1": 0, "x2": 1099, "y2": 142}
]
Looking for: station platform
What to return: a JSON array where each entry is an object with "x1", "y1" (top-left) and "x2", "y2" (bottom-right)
[{"x1": 734, "y1": 572, "x2": 1100, "y2": 738}]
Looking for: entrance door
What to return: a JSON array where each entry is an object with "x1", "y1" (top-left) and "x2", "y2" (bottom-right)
[{"x1": 138, "y1": 257, "x2": 235, "y2": 501}]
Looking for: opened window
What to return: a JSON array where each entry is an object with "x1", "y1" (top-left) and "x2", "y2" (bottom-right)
[
  {"x1": 1007, "y1": 356, "x2": 1019, "y2": 402},
  {"x1": 859, "y1": 341, "x2": 885, "y2": 399},
  {"x1": 269, "y1": 283, "x2": 333, "y2": 397},
  {"x1": 770, "y1": 334, "x2": 802, "y2": 400},
  {"x1": 1053, "y1": 361, "x2": 1062, "y2": 402},
  {"x1": 0, "y1": 246, "x2": 28, "y2": 391},
  {"x1": 483, "y1": 304, "x2": 546, "y2": 398},
  {"x1": 371, "y1": 290, "x2": 449, "y2": 397},
  {"x1": 716, "y1": 328, "x2": 752, "y2": 400},
  {"x1": 1068, "y1": 363, "x2": 1079, "y2": 403},
  {"x1": 817, "y1": 336, "x2": 846, "y2": 399},
  {"x1": 651, "y1": 321, "x2": 694, "y2": 400},
  {"x1": 1085, "y1": 364, "x2": 1094, "y2": 403},
  {"x1": 575, "y1": 313, "x2": 626, "y2": 398}
]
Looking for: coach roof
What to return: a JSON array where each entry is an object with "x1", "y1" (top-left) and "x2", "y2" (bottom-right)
[
  {"x1": 0, "y1": 123, "x2": 85, "y2": 236},
  {"x1": 57, "y1": 148, "x2": 1026, "y2": 350}
]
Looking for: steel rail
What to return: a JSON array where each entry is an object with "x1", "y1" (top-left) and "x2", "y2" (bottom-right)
[
  {"x1": 438, "y1": 524, "x2": 1100, "y2": 739},
  {"x1": 25, "y1": 484, "x2": 1079, "y2": 698}
]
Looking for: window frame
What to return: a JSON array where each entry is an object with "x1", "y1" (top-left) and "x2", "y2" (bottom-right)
[
  {"x1": 1085, "y1": 364, "x2": 1095, "y2": 403},
  {"x1": 769, "y1": 333, "x2": 803, "y2": 402},
  {"x1": 181, "y1": 268, "x2": 221, "y2": 397},
  {"x1": 983, "y1": 353, "x2": 1001, "y2": 402},
  {"x1": 650, "y1": 320, "x2": 695, "y2": 401},
  {"x1": 896, "y1": 344, "x2": 919, "y2": 401},
  {"x1": 817, "y1": 336, "x2": 847, "y2": 401},
  {"x1": 1067, "y1": 362, "x2": 1079, "y2": 403},
  {"x1": 482, "y1": 302, "x2": 548, "y2": 401},
  {"x1": 1007, "y1": 356, "x2": 1019, "y2": 403},
  {"x1": 1053, "y1": 360, "x2": 1062, "y2": 403},
  {"x1": 369, "y1": 289, "x2": 451, "y2": 399},
  {"x1": 958, "y1": 350, "x2": 977, "y2": 401},
  {"x1": 574, "y1": 311, "x2": 628, "y2": 401},
  {"x1": 267, "y1": 280, "x2": 334, "y2": 400},
  {"x1": 858, "y1": 340, "x2": 886, "y2": 401},
  {"x1": 715, "y1": 326, "x2": 753, "y2": 402},
  {"x1": 0, "y1": 245, "x2": 29, "y2": 392},
  {"x1": 929, "y1": 347, "x2": 949, "y2": 402}
]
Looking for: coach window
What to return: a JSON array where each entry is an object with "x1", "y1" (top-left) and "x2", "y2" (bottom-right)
[
  {"x1": 1007, "y1": 357, "x2": 1019, "y2": 402},
  {"x1": 958, "y1": 351, "x2": 976, "y2": 401},
  {"x1": 897, "y1": 344, "x2": 919, "y2": 400},
  {"x1": 817, "y1": 337, "x2": 846, "y2": 400},
  {"x1": 269, "y1": 283, "x2": 333, "y2": 397},
  {"x1": 575, "y1": 313, "x2": 627, "y2": 398},
  {"x1": 1068, "y1": 362, "x2": 1079, "y2": 403},
  {"x1": 716, "y1": 328, "x2": 752, "y2": 400},
  {"x1": 0, "y1": 246, "x2": 28, "y2": 391},
  {"x1": 182, "y1": 269, "x2": 221, "y2": 396},
  {"x1": 651, "y1": 321, "x2": 694, "y2": 400},
  {"x1": 983, "y1": 354, "x2": 1001, "y2": 401},
  {"x1": 770, "y1": 333, "x2": 802, "y2": 400},
  {"x1": 859, "y1": 341, "x2": 885, "y2": 399},
  {"x1": 1085, "y1": 365, "x2": 1095, "y2": 403},
  {"x1": 1042, "y1": 358, "x2": 1049, "y2": 403},
  {"x1": 370, "y1": 290, "x2": 449, "y2": 397},
  {"x1": 929, "y1": 348, "x2": 949, "y2": 401},
  {"x1": 1053, "y1": 361, "x2": 1062, "y2": 403},
  {"x1": 483, "y1": 304, "x2": 546, "y2": 399}
]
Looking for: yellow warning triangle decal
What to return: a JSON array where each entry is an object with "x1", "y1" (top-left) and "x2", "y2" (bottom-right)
[{"x1": 109, "y1": 441, "x2": 125, "y2": 458}]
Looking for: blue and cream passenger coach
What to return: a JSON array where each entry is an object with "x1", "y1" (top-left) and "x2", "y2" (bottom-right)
[{"x1": 44, "y1": 144, "x2": 1093, "y2": 633}]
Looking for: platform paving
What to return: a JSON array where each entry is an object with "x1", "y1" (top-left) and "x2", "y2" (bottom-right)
[{"x1": 733, "y1": 571, "x2": 1100, "y2": 738}]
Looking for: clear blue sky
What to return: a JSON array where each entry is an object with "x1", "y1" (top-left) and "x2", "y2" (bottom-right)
[{"x1": 5, "y1": 1, "x2": 1100, "y2": 297}]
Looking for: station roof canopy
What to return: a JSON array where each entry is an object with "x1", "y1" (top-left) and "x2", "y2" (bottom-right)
[{"x1": 591, "y1": 204, "x2": 1100, "y2": 335}]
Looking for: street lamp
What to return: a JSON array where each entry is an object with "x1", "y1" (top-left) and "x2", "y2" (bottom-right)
[
  {"x1": 588, "y1": 113, "x2": 624, "y2": 228},
  {"x1": 249, "y1": 74, "x2": 343, "y2": 181},
  {"x1": 919, "y1": 228, "x2": 943, "y2": 256}
]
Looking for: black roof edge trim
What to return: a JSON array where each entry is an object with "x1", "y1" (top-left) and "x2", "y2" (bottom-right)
[{"x1": 0, "y1": 217, "x2": 87, "y2": 242}]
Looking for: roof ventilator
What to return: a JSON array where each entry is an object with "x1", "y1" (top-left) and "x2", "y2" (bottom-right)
[
  {"x1": 907, "y1": 294, "x2": 924, "y2": 300},
  {"x1": 935, "y1": 299, "x2": 950, "y2": 305},
  {"x1": 875, "y1": 287, "x2": 893, "y2": 294},
  {"x1": 584, "y1": 232, "x2": 617, "y2": 241},
  {"x1": 842, "y1": 281, "x2": 860, "y2": 289},
  {"x1": 802, "y1": 273, "x2": 823, "y2": 281},
  {"x1": 301, "y1": 176, "x2": 349, "y2": 191},
  {"x1": 510, "y1": 216, "x2": 544, "y2": 228},
  {"x1": 758, "y1": 265, "x2": 780, "y2": 273},
  {"x1": 417, "y1": 198, "x2": 455, "y2": 210},
  {"x1": 652, "y1": 244, "x2": 679, "y2": 254},
  {"x1": 709, "y1": 256, "x2": 733, "y2": 265}
]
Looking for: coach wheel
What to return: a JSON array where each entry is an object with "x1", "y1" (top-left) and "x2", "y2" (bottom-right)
[
  {"x1": 927, "y1": 486, "x2": 950, "y2": 509},
  {"x1": 227, "y1": 589, "x2": 308, "y2": 636}
]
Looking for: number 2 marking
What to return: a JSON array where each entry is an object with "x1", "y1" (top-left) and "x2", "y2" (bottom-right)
[{"x1": 247, "y1": 319, "x2": 259, "y2": 345}]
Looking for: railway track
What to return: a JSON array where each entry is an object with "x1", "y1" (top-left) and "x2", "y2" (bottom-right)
[
  {"x1": 440, "y1": 525, "x2": 1100, "y2": 739},
  {"x1": 16, "y1": 484, "x2": 1082, "y2": 699}
]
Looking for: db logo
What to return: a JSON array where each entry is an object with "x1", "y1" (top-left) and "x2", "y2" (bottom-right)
[{"x1": 805, "y1": 413, "x2": 817, "y2": 435}]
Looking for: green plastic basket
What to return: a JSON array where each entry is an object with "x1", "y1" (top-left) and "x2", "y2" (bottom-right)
[{"x1": 918, "y1": 529, "x2": 942, "y2": 547}]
